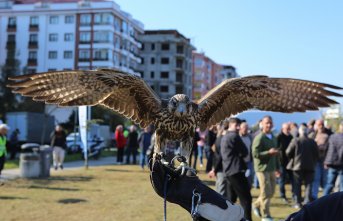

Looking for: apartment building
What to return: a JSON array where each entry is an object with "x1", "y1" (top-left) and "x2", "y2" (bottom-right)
[
  {"x1": 0, "y1": 0, "x2": 143, "y2": 76},
  {"x1": 138, "y1": 30, "x2": 195, "y2": 99},
  {"x1": 192, "y1": 52, "x2": 237, "y2": 100}
]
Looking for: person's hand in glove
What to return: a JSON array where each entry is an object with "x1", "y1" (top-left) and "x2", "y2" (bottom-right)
[{"x1": 149, "y1": 158, "x2": 245, "y2": 221}]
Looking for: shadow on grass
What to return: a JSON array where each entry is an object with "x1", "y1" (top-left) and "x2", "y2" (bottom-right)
[
  {"x1": 47, "y1": 176, "x2": 94, "y2": 182},
  {"x1": 28, "y1": 185, "x2": 80, "y2": 192},
  {"x1": 57, "y1": 198, "x2": 88, "y2": 204},
  {"x1": 0, "y1": 196, "x2": 28, "y2": 200},
  {"x1": 105, "y1": 168, "x2": 138, "y2": 173}
]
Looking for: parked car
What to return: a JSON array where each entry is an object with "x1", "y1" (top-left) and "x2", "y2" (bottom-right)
[{"x1": 66, "y1": 133, "x2": 106, "y2": 159}]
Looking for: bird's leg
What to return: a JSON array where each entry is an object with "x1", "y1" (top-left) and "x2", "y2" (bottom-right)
[
  {"x1": 176, "y1": 138, "x2": 196, "y2": 176},
  {"x1": 153, "y1": 132, "x2": 168, "y2": 166}
]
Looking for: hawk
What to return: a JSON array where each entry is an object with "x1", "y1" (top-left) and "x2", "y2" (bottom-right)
[{"x1": 7, "y1": 68, "x2": 342, "y2": 171}]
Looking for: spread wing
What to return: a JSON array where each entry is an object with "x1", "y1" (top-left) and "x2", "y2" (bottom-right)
[
  {"x1": 8, "y1": 68, "x2": 161, "y2": 128},
  {"x1": 195, "y1": 76, "x2": 342, "y2": 129}
]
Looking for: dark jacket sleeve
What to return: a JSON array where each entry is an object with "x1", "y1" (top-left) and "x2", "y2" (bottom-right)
[{"x1": 235, "y1": 135, "x2": 248, "y2": 158}]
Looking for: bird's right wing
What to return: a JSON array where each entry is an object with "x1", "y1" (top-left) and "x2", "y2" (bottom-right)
[
  {"x1": 195, "y1": 76, "x2": 342, "y2": 129},
  {"x1": 8, "y1": 68, "x2": 162, "y2": 128}
]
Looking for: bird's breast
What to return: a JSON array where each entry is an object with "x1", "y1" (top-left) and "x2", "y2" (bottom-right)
[{"x1": 155, "y1": 111, "x2": 196, "y2": 140}]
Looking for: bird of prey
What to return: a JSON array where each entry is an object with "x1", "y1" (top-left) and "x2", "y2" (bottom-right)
[{"x1": 8, "y1": 68, "x2": 342, "y2": 171}]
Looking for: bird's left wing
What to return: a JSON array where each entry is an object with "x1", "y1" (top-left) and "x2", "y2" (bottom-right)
[
  {"x1": 8, "y1": 69, "x2": 162, "y2": 128},
  {"x1": 195, "y1": 76, "x2": 342, "y2": 130}
]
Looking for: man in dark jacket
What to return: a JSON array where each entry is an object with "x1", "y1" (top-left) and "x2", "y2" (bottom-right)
[
  {"x1": 286, "y1": 125, "x2": 319, "y2": 208},
  {"x1": 277, "y1": 122, "x2": 294, "y2": 202},
  {"x1": 323, "y1": 122, "x2": 343, "y2": 195},
  {"x1": 221, "y1": 117, "x2": 252, "y2": 221}
]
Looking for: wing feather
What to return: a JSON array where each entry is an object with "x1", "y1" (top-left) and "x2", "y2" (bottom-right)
[
  {"x1": 8, "y1": 69, "x2": 161, "y2": 127},
  {"x1": 196, "y1": 76, "x2": 342, "y2": 129}
]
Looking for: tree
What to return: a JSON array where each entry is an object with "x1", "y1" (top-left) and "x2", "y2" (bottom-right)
[
  {"x1": 91, "y1": 106, "x2": 126, "y2": 131},
  {"x1": 0, "y1": 46, "x2": 20, "y2": 121}
]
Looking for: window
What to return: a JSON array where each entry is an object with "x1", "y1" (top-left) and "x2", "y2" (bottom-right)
[
  {"x1": 80, "y1": 32, "x2": 91, "y2": 43},
  {"x1": 65, "y1": 15, "x2": 74, "y2": 24},
  {"x1": 176, "y1": 72, "x2": 183, "y2": 82},
  {"x1": 28, "y1": 51, "x2": 37, "y2": 59},
  {"x1": 93, "y1": 49, "x2": 108, "y2": 60},
  {"x1": 121, "y1": 20, "x2": 128, "y2": 33},
  {"x1": 79, "y1": 50, "x2": 90, "y2": 60},
  {"x1": 114, "y1": 35, "x2": 120, "y2": 49},
  {"x1": 121, "y1": 55, "x2": 127, "y2": 66},
  {"x1": 48, "y1": 51, "x2": 57, "y2": 59},
  {"x1": 160, "y1": 85, "x2": 169, "y2": 93},
  {"x1": 29, "y1": 34, "x2": 38, "y2": 43},
  {"x1": 94, "y1": 31, "x2": 112, "y2": 43},
  {"x1": 161, "y1": 43, "x2": 169, "y2": 50},
  {"x1": 150, "y1": 85, "x2": 155, "y2": 91},
  {"x1": 150, "y1": 57, "x2": 155, "y2": 64},
  {"x1": 176, "y1": 85, "x2": 183, "y2": 94},
  {"x1": 64, "y1": 33, "x2": 73, "y2": 41},
  {"x1": 30, "y1": 16, "x2": 38, "y2": 25},
  {"x1": 8, "y1": 17, "x2": 16, "y2": 26},
  {"x1": 176, "y1": 59, "x2": 183, "y2": 68},
  {"x1": 151, "y1": 43, "x2": 155, "y2": 50},
  {"x1": 49, "y1": 16, "x2": 58, "y2": 24},
  {"x1": 161, "y1": 57, "x2": 169, "y2": 64},
  {"x1": 80, "y1": 14, "x2": 91, "y2": 25},
  {"x1": 113, "y1": 52, "x2": 119, "y2": 65},
  {"x1": 8, "y1": 34, "x2": 15, "y2": 42},
  {"x1": 160, "y1": 72, "x2": 169, "y2": 79},
  {"x1": 177, "y1": 45, "x2": 184, "y2": 54},
  {"x1": 140, "y1": 57, "x2": 144, "y2": 64},
  {"x1": 64, "y1": 51, "x2": 73, "y2": 59},
  {"x1": 150, "y1": 71, "x2": 154, "y2": 79},
  {"x1": 48, "y1": 68, "x2": 57, "y2": 71},
  {"x1": 141, "y1": 43, "x2": 145, "y2": 50},
  {"x1": 114, "y1": 17, "x2": 120, "y2": 31},
  {"x1": 94, "y1": 13, "x2": 113, "y2": 24},
  {"x1": 49, "y1": 33, "x2": 58, "y2": 42}
]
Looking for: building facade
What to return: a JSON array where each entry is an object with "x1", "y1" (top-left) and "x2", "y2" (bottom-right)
[
  {"x1": 138, "y1": 30, "x2": 195, "y2": 99},
  {"x1": 0, "y1": 0, "x2": 143, "y2": 76},
  {"x1": 192, "y1": 52, "x2": 237, "y2": 100}
]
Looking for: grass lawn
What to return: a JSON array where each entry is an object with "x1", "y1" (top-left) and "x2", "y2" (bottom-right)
[{"x1": 0, "y1": 164, "x2": 297, "y2": 221}]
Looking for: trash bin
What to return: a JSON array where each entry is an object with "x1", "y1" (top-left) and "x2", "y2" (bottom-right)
[
  {"x1": 20, "y1": 143, "x2": 41, "y2": 178},
  {"x1": 39, "y1": 145, "x2": 52, "y2": 178}
]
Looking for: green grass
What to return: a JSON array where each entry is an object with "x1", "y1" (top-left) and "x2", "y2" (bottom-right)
[
  {"x1": 4, "y1": 159, "x2": 19, "y2": 169},
  {"x1": 0, "y1": 164, "x2": 297, "y2": 221}
]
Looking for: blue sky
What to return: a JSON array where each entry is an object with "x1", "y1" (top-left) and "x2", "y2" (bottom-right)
[{"x1": 115, "y1": 0, "x2": 343, "y2": 105}]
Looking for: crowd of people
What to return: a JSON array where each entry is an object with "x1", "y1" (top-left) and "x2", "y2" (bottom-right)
[
  {"x1": 201, "y1": 117, "x2": 342, "y2": 221},
  {"x1": 113, "y1": 117, "x2": 342, "y2": 220}
]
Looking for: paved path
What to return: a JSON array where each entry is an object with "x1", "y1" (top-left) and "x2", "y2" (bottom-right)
[{"x1": 0, "y1": 156, "x2": 117, "y2": 181}]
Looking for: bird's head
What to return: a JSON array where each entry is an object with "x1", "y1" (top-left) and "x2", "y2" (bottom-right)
[{"x1": 168, "y1": 94, "x2": 195, "y2": 118}]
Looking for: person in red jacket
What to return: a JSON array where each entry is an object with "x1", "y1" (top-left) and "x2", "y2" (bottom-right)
[{"x1": 115, "y1": 125, "x2": 126, "y2": 164}]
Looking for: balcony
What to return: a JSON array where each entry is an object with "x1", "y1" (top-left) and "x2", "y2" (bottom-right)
[
  {"x1": 7, "y1": 24, "x2": 16, "y2": 32},
  {"x1": 79, "y1": 40, "x2": 91, "y2": 44},
  {"x1": 27, "y1": 59, "x2": 37, "y2": 66},
  {"x1": 93, "y1": 57, "x2": 109, "y2": 61},
  {"x1": 29, "y1": 24, "x2": 39, "y2": 31},
  {"x1": 78, "y1": 58, "x2": 90, "y2": 62},
  {"x1": 6, "y1": 41, "x2": 16, "y2": 49},
  {"x1": 28, "y1": 41, "x2": 38, "y2": 49}
]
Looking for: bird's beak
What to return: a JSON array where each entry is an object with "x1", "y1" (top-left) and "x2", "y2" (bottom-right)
[{"x1": 177, "y1": 103, "x2": 186, "y2": 115}]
